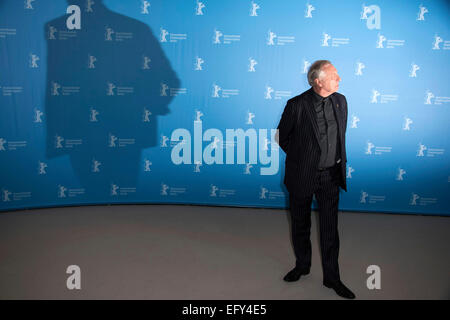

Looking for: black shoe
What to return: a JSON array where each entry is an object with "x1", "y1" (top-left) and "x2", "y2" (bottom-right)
[
  {"x1": 283, "y1": 267, "x2": 310, "y2": 282},
  {"x1": 323, "y1": 280, "x2": 356, "y2": 299}
]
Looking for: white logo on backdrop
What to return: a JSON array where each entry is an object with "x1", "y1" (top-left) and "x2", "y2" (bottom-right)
[
  {"x1": 246, "y1": 112, "x2": 255, "y2": 125},
  {"x1": 111, "y1": 183, "x2": 119, "y2": 195},
  {"x1": 51, "y1": 82, "x2": 61, "y2": 95},
  {"x1": 107, "y1": 82, "x2": 116, "y2": 95},
  {"x1": 142, "y1": 56, "x2": 151, "y2": 69},
  {"x1": 58, "y1": 185, "x2": 67, "y2": 198},
  {"x1": 416, "y1": 5, "x2": 428, "y2": 21},
  {"x1": 92, "y1": 159, "x2": 101, "y2": 172},
  {"x1": 89, "y1": 107, "x2": 100, "y2": 122},
  {"x1": 267, "y1": 30, "x2": 295, "y2": 46},
  {"x1": 213, "y1": 29, "x2": 240, "y2": 44},
  {"x1": 88, "y1": 55, "x2": 96, "y2": 69},
  {"x1": 24, "y1": 0, "x2": 35, "y2": 10},
  {"x1": 248, "y1": 57, "x2": 258, "y2": 72},
  {"x1": 402, "y1": 117, "x2": 413, "y2": 131},
  {"x1": 160, "y1": 27, "x2": 169, "y2": 42},
  {"x1": 376, "y1": 34, "x2": 386, "y2": 48},
  {"x1": 321, "y1": 32, "x2": 350, "y2": 47},
  {"x1": 265, "y1": 86, "x2": 291, "y2": 100},
  {"x1": 322, "y1": 32, "x2": 331, "y2": 46},
  {"x1": 415, "y1": 143, "x2": 444, "y2": 157},
  {"x1": 196, "y1": 1, "x2": 205, "y2": 15},
  {"x1": 160, "y1": 183, "x2": 186, "y2": 196},
  {"x1": 425, "y1": 90, "x2": 434, "y2": 104},
  {"x1": 250, "y1": 1, "x2": 260, "y2": 16},
  {"x1": 109, "y1": 184, "x2": 136, "y2": 196},
  {"x1": 160, "y1": 83, "x2": 169, "y2": 96},
  {"x1": 365, "y1": 141, "x2": 392, "y2": 155},
  {"x1": 432, "y1": 35, "x2": 450, "y2": 50},
  {"x1": 0, "y1": 138, "x2": 27, "y2": 151},
  {"x1": 409, "y1": 63, "x2": 419, "y2": 77},
  {"x1": 209, "y1": 185, "x2": 218, "y2": 197},
  {"x1": 361, "y1": 4, "x2": 381, "y2": 29},
  {"x1": 160, "y1": 183, "x2": 169, "y2": 195},
  {"x1": 377, "y1": 33, "x2": 405, "y2": 48},
  {"x1": 351, "y1": 115, "x2": 360, "y2": 128},
  {"x1": 417, "y1": 143, "x2": 427, "y2": 157},
  {"x1": 48, "y1": 26, "x2": 57, "y2": 40},
  {"x1": 195, "y1": 56, "x2": 204, "y2": 70},
  {"x1": 258, "y1": 186, "x2": 285, "y2": 200},
  {"x1": 265, "y1": 86, "x2": 274, "y2": 99},
  {"x1": 355, "y1": 61, "x2": 365, "y2": 75},
  {"x1": 424, "y1": 90, "x2": 450, "y2": 105},
  {"x1": 86, "y1": 0, "x2": 94, "y2": 13},
  {"x1": 160, "y1": 135, "x2": 169, "y2": 147},
  {"x1": 433, "y1": 35, "x2": 442, "y2": 49},
  {"x1": 29, "y1": 53, "x2": 39, "y2": 68},
  {"x1": 195, "y1": 110, "x2": 204, "y2": 122},
  {"x1": 409, "y1": 193, "x2": 438, "y2": 206},
  {"x1": 104, "y1": 26, "x2": 132, "y2": 41},
  {"x1": 347, "y1": 166, "x2": 355, "y2": 179},
  {"x1": 360, "y1": 191, "x2": 369, "y2": 203},
  {"x1": 89, "y1": 108, "x2": 99, "y2": 122},
  {"x1": 194, "y1": 161, "x2": 202, "y2": 173},
  {"x1": 371, "y1": 89, "x2": 379, "y2": 103},
  {"x1": 38, "y1": 161, "x2": 47, "y2": 175},
  {"x1": 360, "y1": 191, "x2": 386, "y2": 204},
  {"x1": 109, "y1": 134, "x2": 117, "y2": 147},
  {"x1": 267, "y1": 30, "x2": 276, "y2": 45},
  {"x1": 302, "y1": 59, "x2": 311, "y2": 74},
  {"x1": 370, "y1": 89, "x2": 398, "y2": 103},
  {"x1": 105, "y1": 27, "x2": 114, "y2": 41},
  {"x1": 410, "y1": 193, "x2": 420, "y2": 205},
  {"x1": 305, "y1": 3, "x2": 315, "y2": 18},
  {"x1": 260, "y1": 187, "x2": 268, "y2": 199},
  {"x1": 212, "y1": 83, "x2": 239, "y2": 98},
  {"x1": 213, "y1": 29, "x2": 222, "y2": 43},
  {"x1": 34, "y1": 109, "x2": 44, "y2": 123},
  {"x1": 141, "y1": 0, "x2": 150, "y2": 14},
  {"x1": 365, "y1": 141, "x2": 375, "y2": 154},
  {"x1": 107, "y1": 134, "x2": 135, "y2": 148},
  {"x1": 396, "y1": 168, "x2": 406, "y2": 181},
  {"x1": 55, "y1": 135, "x2": 64, "y2": 148},
  {"x1": 144, "y1": 159, "x2": 152, "y2": 172},
  {"x1": 2, "y1": 189, "x2": 12, "y2": 201},
  {"x1": 0, "y1": 138, "x2": 6, "y2": 151},
  {"x1": 143, "y1": 108, "x2": 152, "y2": 122}
]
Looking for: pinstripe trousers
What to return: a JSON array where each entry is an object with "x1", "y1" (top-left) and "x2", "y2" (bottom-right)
[{"x1": 289, "y1": 163, "x2": 341, "y2": 284}]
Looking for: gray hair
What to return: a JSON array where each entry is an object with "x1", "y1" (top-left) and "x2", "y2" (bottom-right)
[{"x1": 307, "y1": 60, "x2": 331, "y2": 87}]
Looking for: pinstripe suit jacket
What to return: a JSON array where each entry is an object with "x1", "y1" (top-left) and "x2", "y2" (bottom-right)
[{"x1": 277, "y1": 87, "x2": 348, "y2": 197}]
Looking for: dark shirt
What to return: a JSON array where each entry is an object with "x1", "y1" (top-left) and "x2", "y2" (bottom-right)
[{"x1": 312, "y1": 90, "x2": 341, "y2": 169}]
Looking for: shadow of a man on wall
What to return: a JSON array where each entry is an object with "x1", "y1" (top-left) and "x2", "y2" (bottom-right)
[{"x1": 44, "y1": 0, "x2": 180, "y2": 199}]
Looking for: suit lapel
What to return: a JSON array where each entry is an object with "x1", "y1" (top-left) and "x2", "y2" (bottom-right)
[
  {"x1": 304, "y1": 88, "x2": 321, "y2": 146},
  {"x1": 329, "y1": 94, "x2": 343, "y2": 136}
]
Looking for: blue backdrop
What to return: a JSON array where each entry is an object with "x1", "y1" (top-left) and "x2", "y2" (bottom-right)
[{"x1": 1, "y1": 0, "x2": 449, "y2": 215}]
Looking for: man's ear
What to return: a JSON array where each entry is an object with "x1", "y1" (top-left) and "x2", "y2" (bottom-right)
[{"x1": 314, "y1": 79, "x2": 321, "y2": 88}]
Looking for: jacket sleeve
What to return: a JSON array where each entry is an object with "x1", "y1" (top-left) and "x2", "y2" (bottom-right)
[
  {"x1": 276, "y1": 100, "x2": 296, "y2": 154},
  {"x1": 343, "y1": 95, "x2": 348, "y2": 134}
]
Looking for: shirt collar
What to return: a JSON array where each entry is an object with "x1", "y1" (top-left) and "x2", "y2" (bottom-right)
[{"x1": 312, "y1": 89, "x2": 331, "y2": 104}]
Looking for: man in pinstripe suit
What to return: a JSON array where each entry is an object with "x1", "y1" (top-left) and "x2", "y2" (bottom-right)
[{"x1": 277, "y1": 60, "x2": 355, "y2": 299}]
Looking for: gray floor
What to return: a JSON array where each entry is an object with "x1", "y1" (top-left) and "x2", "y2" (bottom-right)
[{"x1": 0, "y1": 204, "x2": 449, "y2": 300}]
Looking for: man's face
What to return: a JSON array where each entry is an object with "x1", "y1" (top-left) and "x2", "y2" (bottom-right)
[{"x1": 316, "y1": 64, "x2": 341, "y2": 94}]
